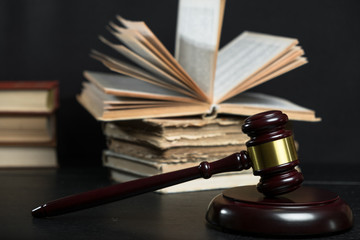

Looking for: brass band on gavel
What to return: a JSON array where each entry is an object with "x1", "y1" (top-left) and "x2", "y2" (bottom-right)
[{"x1": 247, "y1": 136, "x2": 298, "y2": 171}]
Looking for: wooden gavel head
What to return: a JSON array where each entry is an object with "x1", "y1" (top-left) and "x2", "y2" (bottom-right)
[
  {"x1": 206, "y1": 111, "x2": 353, "y2": 236},
  {"x1": 242, "y1": 110, "x2": 303, "y2": 196}
]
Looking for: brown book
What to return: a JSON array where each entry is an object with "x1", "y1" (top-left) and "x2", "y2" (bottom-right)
[
  {"x1": 0, "y1": 80, "x2": 59, "y2": 168},
  {"x1": 107, "y1": 138, "x2": 246, "y2": 163},
  {"x1": 102, "y1": 116, "x2": 249, "y2": 150},
  {"x1": 0, "y1": 114, "x2": 56, "y2": 146},
  {"x1": 0, "y1": 81, "x2": 59, "y2": 114},
  {"x1": 77, "y1": 0, "x2": 320, "y2": 122},
  {"x1": 0, "y1": 146, "x2": 57, "y2": 168},
  {"x1": 105, "y1": 116, "x2": 244, "y2": 136}
]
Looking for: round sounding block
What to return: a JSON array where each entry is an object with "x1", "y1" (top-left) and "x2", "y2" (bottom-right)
[{"x1": 206, "y1": 185, "x2": 353, "y2": 236}]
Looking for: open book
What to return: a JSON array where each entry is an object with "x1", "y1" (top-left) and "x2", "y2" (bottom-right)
[{"x1": 77, "y1": 0, "x2": 319, "y2": 122}]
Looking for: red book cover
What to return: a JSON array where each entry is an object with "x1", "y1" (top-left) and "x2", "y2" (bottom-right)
[{"x1": 0, "y1": 81, "x2": 58, "y2": 90}]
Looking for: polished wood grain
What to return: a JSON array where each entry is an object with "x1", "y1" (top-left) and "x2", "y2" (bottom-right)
[
  {"x1": 206, "y1": 111, "x2": 353, "y2": 236},
  {"x1": 206, "y1": 186, "x2": 353, "y2": 236},
  {"x1": 32, "y1": 151, "x2": 251, "y2": 218},
  {"x1": 242, "y1": 110, "x2": 303, "y2": 196}
]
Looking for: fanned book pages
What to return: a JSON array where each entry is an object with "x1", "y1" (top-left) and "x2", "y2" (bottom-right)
[{"x1": 77, "y1": 0, "x2": 320, "y2": 122}]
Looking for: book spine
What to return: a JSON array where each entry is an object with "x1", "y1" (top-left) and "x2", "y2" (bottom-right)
[{"x1": 202, "y1": 104, "x2": 219, "y2": 119}]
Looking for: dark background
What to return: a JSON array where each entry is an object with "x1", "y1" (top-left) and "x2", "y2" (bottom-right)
[{"x1": 1, "y1": 0, "x2": 359, "y2": 169}]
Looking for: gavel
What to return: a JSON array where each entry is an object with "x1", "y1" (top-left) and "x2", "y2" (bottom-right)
[{"x1": 32, "y1": 110, "x2": 303, "y2": 218}]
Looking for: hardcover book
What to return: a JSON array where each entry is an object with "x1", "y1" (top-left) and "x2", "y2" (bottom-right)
[
  {"x1": 0, "y1": 146, "x2": 57, "y2": 168},
  {"x1": 0, "y1": 115, "x2": 56, "y2": 146},
  {"x1": 0, "y1": 81, "x2": 59, "y2": 114},
  {"x1": 0, "y1": 80, "x2": 59, "y2": 168}
]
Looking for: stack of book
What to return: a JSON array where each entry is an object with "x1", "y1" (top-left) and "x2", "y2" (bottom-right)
[
  {"x1": 102, "y1": 116, "x2": 260, "y2": 193},
  {"x1": 0, "y1": 81, "x2": 59, "y2": 168},
  {"x1": 77, "y1": 0, "x2": 319, "y2": 192}
]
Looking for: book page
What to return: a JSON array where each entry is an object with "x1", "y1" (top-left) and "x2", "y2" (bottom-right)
[
  {"x1": 101, "y1": 104, "x2": 211, "y2": 121},
  {"x1": 83, "y1": 71, "x2": 199, "y2": 103},
  {"x1": 237, "y1": 57, "x2": 307, "y2": 94},
  {"x1": 218, "y1": 92, "x2": 320, "y2": 121},
  {"x1": 91, "y1": 50, "x2": 177, "y2": 90},
  {"x1": 225, "y1": 49, "x2": 307, "y2": 99},
  {"x1": 99, "y1": 37, "x2": 190, "y2": 91},
  {"x1": 213, "y1": 32, "x2": 298, "y2": 103},
  {"x1": 82, "y1": 82, "x2": 168, "y2": 105},
  {"x1": 107, "y1": 27, "x2": 187, "y2": 83},
  {"x1": 234, "y1": 46, "x2": 304, "y2": 92},
  {"x1": 78, "y1": 82, "x2": 211, "y2": 121},
  {"x1": 175, "y1": 0, "x2": 225, "y2": 99},
  {"x1": 90, "y1": 50, "x2": 199, "y2": 99},
  {"x1": 109, "y1": 23, "x2": 196, "y2": 88},
  {"x1": 117, "y1": 16, "x2": 209, "y2": 102},
  {"x1": 80, "y1": 85, "x2": 175, "y2": 112},
  {"x1": 0, "y1": 91, "x2": 49, "y2": 112},
  {"x1": 106, "y1": 138, "x2": 245, "y2": 162},
  {"x1": 104, "y1": 103, "x2": 188, "y2": 110}
]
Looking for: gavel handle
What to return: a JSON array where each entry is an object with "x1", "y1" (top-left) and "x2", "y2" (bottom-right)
[{"x1": 32, "y1": 151, "x2": 251, "y2": 218}]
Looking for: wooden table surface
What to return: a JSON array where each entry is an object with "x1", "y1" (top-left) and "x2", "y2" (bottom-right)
[{"x1": 0, "y1": 164, "x2": 359, "y2": 240}]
